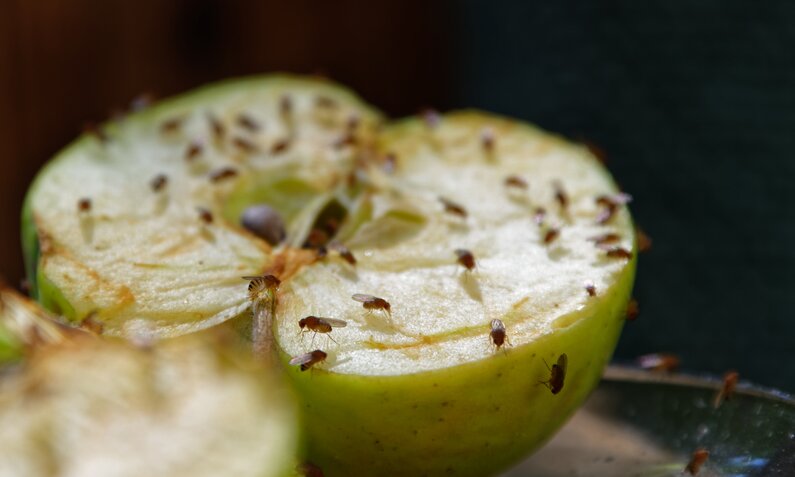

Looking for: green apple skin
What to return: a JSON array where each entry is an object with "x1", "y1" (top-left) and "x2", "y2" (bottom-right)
[{"x1": 281, "y1": 259, "x2": 634, "y2": 477}]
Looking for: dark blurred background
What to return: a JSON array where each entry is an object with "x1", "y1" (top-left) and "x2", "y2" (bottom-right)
[{"x1": 1, "y1": 1, "x2": 792, "y2": 391}]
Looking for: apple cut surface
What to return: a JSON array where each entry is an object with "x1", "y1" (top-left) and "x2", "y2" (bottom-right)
[
  {"x1": 23, "y1": 75, "x2": 382, "y2": 338},
  {"x1": 0, "y1": 288, "x2": 299, "y2": 477},
  {"x1": 275, "y1": 113, "x2": 636, "y2": 476}
]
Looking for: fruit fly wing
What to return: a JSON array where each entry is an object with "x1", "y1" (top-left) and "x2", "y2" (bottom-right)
[
  {"x1": 289, "y1": 352, "x2": 316, "y2": 366},
  {"x1": 490, "y1": 319, "x2": 505, "y2": 331},
  {"x1": 352, "y1": 293, "x2": 375, "y2": 303},
  {"x1": 241, "y1": 276, "x2": 261, "y2": 280},
  {"x1": 322, "y1": 318, "x2": 348, "y2": 328},
  {"x1": 557, "y1": 353, "x2": 568, "y2": 373}
]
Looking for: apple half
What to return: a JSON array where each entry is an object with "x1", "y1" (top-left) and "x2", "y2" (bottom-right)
[
  {"x1": 0, "y1": 286, "x2": 299, "y2": 477},
  {"x1": 22, "y1": 76, "x2": 636, "y2": 476}
]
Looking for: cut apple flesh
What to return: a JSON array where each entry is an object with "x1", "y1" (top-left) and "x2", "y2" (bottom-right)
[
  {"x1": 23, "y1": 76, "x2": 636, "y2": 476},
  {"x1": 23, "y1": 76, "x2": 382, "y2": 338},
  {"x1": 0, "y1": 288, "x2": 298, "y2": 477}
]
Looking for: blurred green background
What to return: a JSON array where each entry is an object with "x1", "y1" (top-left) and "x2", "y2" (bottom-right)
[{"x1": 0, "y1": 1, "x2": 792, "y2": 391}]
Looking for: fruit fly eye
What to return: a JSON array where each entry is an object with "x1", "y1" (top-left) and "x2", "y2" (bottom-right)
[
  {"x1": 504, "y1": 175, "x2": 528, "y2": 190},
  {"x1": 77, "y1": 198, "x2": 92, "y2": 213},
  {"x1": 236, "y1": 114, "x2": 261, "y2": 132},
  {"x1": 439, "y1": 197, "x2": 468, "y2": 218},
  {"x1": 159, "y1": 117, "x2": 183, "y2": 134},
  {"x1": 685, "y1": 448, "x2": 709, "y2": 475},
  {"x1": 150, "y1": 174, "x2": 168, "y2": 192},
  {"x1": 480, "y1": 127, "x2": 495, "y2": 152},
  {"x1": 543, "y1": 228, "x2": 560, "y2": 245},
  {"x1": 197, "y1": 207, "x2": 213, "y2": 224},
  {"x1": 207, "y1": 113, "x2": 225, "y2": 141},
  {"x1": 553, "y1": 181, "x2": 569, "y2": 210},
  {"x1": 298, "y1": 318, "x2": 307, "y2": 329},
  {"x1": 454, "y1": 249, "x2": 476, "y2": 271},
  {"x1": 209, "y1": 167, "x2": 239, "y2": 183}
]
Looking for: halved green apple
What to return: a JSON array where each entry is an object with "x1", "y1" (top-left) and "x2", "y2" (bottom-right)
[
  {"x1": 22, "y1": 76, "x2": 636, "y2": 476},
  {"x1": 0, "y1": 286, "x2": 299, "y2": 477}
]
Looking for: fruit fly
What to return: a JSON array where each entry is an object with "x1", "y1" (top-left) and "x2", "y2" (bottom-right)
[
  {"x1": 197, "y1": 207, "x2": 213, "y2": 224},
  {"x1": 454, "y1": 249, "x2": 476, "y2": 272},
  {"x1": 352, "y1": 294, "x2": 391, "y2": 318},
  {"x1": 421, "y1": 108, "x2": 441, "y2": 128},
  {"x1": 589, "y1": 233, "x2": 621, "y2": 246},
  {"x1": 543, "y1": 228, "x2": 560, "y2": 245},
  {"x1": 585, "y1": 282, "x2": 596, "y2": 297},
  {"x1": 209, "y1": 167, "x2": 239, "y2": 183},
  {"x1": 595, "y1": 192, "x2": 632, "y2": 225},
  {"x1": 271, "y1": 139, "x2": 290, "y2": 154},
  {"x1": 480, "y1": 127, "x2": 495, "y2": 152},
  {"x1": 207, "y1": 113, "x2": 225, "y2": 141},
  {"x1": 289, "y1": 349, "x2": 328, "y2": 371},
  {"x1": 150, "y1": 174, "x2": 168, "y2": 192},
  {"x1": 77, "y1": 197, "x2": 92, "y2": 213},
  {"x1": 233, "y1": 136, "x2": 259, "y2": 153},
  {"x1": 489, "y1": 319, "x2": 510, "y2": 350},
  {"x1": 328, "y1": 241, "x2": 356, "y2": 266},
  {"x1": 185, "y1": 140, "x2": 203, "y2": 161},
  {"x1": 296, "y1": 462, "x2": 324, "y2": 477},
  {"x1": 540, "y1": 353, "x2": 568, "y2": 394},
  {"x1": 604, "y1": 246, "x2": 632, "y2": 260},
  {"x1": 315, "y1": 96, "x2": 338, "y2": 109},
  {"x1": 684, "y1": 448, "x2": 709, "y2": 475},
  {"x1": 713, "y1": 371, "x2": 739, "y2": 409},
  {"x1": 625, "y1": 298, "x2": 639, "y2": 321},
  {"x1": 236, "y1": 113, "x2": 261, "y2": 132},
  {"x1": 533, "y1": 207, "x2": 547, "y2": 226},
  {"x1": 504, "y1": 175, "x2": 528, "y2": 190},
  {"x1": 637, "y1": 353, "x2": 680, "y2": 372},
  {"x1": 636, "y1": 227, "x2": 653, "y2": 253},
  {"x1": 299, "y1": 316, "x2": 348, "y2": 346},
  {"x1": 243, "y1": 275, "x2": 281, "y2": 302},
  {"x1": 553, "y1": 181, "x2": 569, "y2": 211},
  {"x1": 159, "y1": 116, "x2": 184, "y2": 134},
  {"x1": 439, "y1": 197, "x2": 468, "y2": 218},
  {"x1": 279, "y1": 95, "x2": 293, "y2": 117}
]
